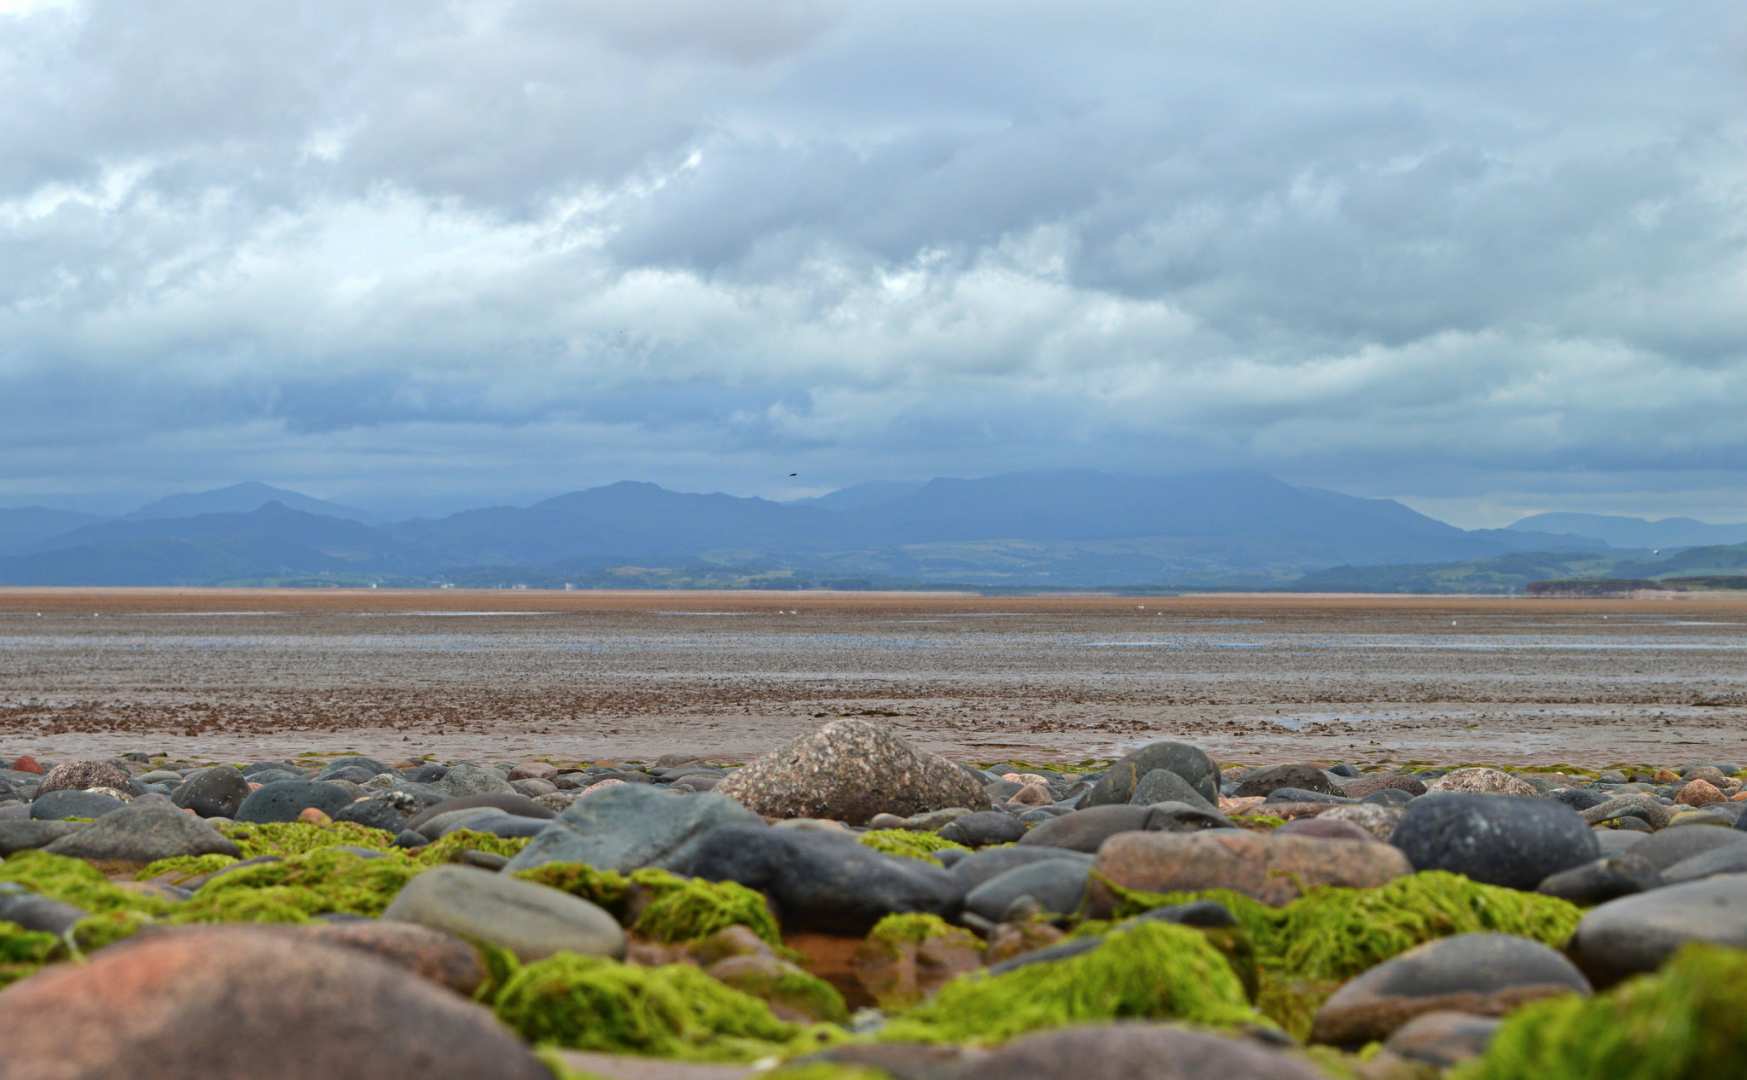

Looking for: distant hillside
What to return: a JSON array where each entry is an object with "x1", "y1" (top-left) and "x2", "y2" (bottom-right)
[
  {"x1": 0, "y1": 470, "x2": 1664, "y2": 589},
  {"x1": 128, "y1": 482, "x2": 372, "y2": 523},
  {"x1": 0, "y1": 503, "x2": 415, "y2": 585},
  {"x1": 1507, "y1": 512, "x2": 1747, "y2": 550},
  {"x1": 0, "y1": 507, "x2": 106, "y2": 556}
]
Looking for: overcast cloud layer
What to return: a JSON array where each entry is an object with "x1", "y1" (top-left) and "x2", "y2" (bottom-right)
[{"x1": 1, "y1": 0, "x2": 1744, "y2": 525}]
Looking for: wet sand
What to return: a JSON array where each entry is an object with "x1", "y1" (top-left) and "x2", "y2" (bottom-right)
[{"x1": 1, "y1": 588, "x2": 1745, "y2": 768}]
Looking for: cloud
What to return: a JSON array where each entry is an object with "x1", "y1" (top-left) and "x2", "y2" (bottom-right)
[{"x1": 1, "y1": 0, "x2": 1745, "y2": 524}]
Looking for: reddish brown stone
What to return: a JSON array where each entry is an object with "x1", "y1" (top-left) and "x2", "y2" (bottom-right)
[
  {"x1": 0, "y1": 926, "x2": 548, "y2": 1080},
  {"x1": 1086, "y1": 830, "x2": 1412, "y2": 913},
  {"x1": 851, "y1": 922, "x2": 984, "y2": 1009},
  {"x1": 12, "y1": 754, "x2": 44, "y2": 774},
  {"x1": 1675, "y1": 779, "x2": 1725, "y2": 807},
  {"x1": 298, "y1": 921, "x2": 489, "y2": 997},
  {"x1": 1276, "y1": 816, "x2": 1378, "y2": 843}
]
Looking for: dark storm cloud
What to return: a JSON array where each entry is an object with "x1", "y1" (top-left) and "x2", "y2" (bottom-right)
[{"x1": 0, "y1": 0, "x2": 1744, "y2": 524}]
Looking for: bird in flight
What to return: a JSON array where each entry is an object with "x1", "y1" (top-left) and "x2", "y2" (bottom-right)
[{"x1": 788, "y1": 472, "x2": 798, "y2": 477}]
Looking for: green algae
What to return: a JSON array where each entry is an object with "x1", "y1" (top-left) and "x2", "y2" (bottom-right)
[
  {"x1": 762, "y1": 1066, "x2": 894, "y2": 1080},
  {"x1": 410, "y1": 829, "x2": 531, "y2": 865},
  {"x1": 1229, "y1": 813, "x2": 1288, "y2": 830},
  {"x1": 219, "y1": 820, "x2": 397, "y2": 859},
  {"x1": 856, "y1": 830, "x2": 970, "y2": 864},
  {"x1": 69, "y1": 909, "x2": 156, "y2": 952},
  {"x1": 711, "y1": 963, "x2": 850, "y2": 1025},
  {"x1": 494, "y1": 953, "x2": 842, "y2": 1062},
  {"x1": 1098, "y1": 871, "x2": 1583, "y2": 1039},
  {"x1": 515, "y1": 863, "x2": 781, "y2": 946},
  {"x1": 189, "y1": 847, "x2": 418, "y2": 918},
  {"x1": 877, "y1": 920, "x2": 1264, "y2": 1046},
  {"x1": 0, "y1": 851, "x2": 171, "y2": 917},
  {"x1": 134, "y1": 853, "x2": 238, "y2": 884},
  {"x1": 1453, "y1": 944, "x2": 1747, "y2": 1080},
  {"x1": 863, "y1": 913, "x2": 985, "y2": 958},
  {"x1": 1, "y1": 918, "x2": 63, "y2": 987}
]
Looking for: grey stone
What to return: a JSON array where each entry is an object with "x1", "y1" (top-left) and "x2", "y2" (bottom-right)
[
  {"x1": 964, "y1": 859, "x2": 1089, "y2": 921},
  {"x1": 1263, "y1": 788, "x2": 1355, "y2": 804},
  {"x1": 406, "y1": 793, "x2": 555, "y2": 832},
  {"x1": 1389, "y1": 794, "x2": 1599, "y2": 889},
  {"x1": 334, "y1": 792, "x2": 422, "y2": 833},
  {"x1": 314, "y1": 756, "x2": 395, "y2": 779},
  {"x1": 1129, "y1": 769, "x2": 1216, "y2": 811},
  {"x1": 428, "y1": 810, "x2": 551, "y2": 840},
  {"x1": 951, "y1": 1023, "x2": 1325, "y2": 1080},
  {"x1": 1594, "y1": 830, "x2": 1648, "y2": 855},
  {"x1": 0, "y1": 819, "x2": 88, "y2": 854},
  {"x1": 938, "y1": 810, "x2": 1028, "y2": 847},
  {"x1": 664, "y1": 825, "x2": 961, "y2": 935},
  {"x1": 1236, "y1": 764, "x2": 1338, "y2": 798},
  {"x1": 30, "y1": 789, "x2": 125, "y2": 820},
  {"x1": 1311, "y1": 933, "x2": 1590, "y2": 1046},
  {"x1": 1018, "y1": 803, "x2": 1226, "y2": 854},
  {"x1": 170, "y1": 766, "x2": 251, "y2": 819},
  {"x1": 1079, "y1": 741, "x2": 1218, "y2": 809},
  {"x1": 1629, "y1": 826, "x2": 1747, "y2": 870},
  {"x1": 1570, "y1": 874, "x2": 1747, "y2": 985},
  {"x1": 0, "y1": 882, "x2": 89, "y2": 934},
  {"x1": 44, "y1": 803, "x2": 240, "y2": 862},
  {"x1": 1581, "y1": 795, "x2": 1674, "y2": 830},
  {"x1": 1537, "y1": 854, "x2": 1663, "y2": 904},
  {"x1": 1383, "y1": 1012, "x2": 1502, "y2": 1068},
  {"x1": 433, "y1": 763, "x2": 515, "y2": 799},
  {"x1": 716, "y1": 719, "x2": 990, "y2": 824},
  {"x1": 383, "y1": 864, "x2": 625, "y2": 962},
  {"x1": 505, "y1": 784, "x2": 763, "y2": 873},
  {"x1": 1662, "y1": 844, "x2": 1747, "y2": 885},
  {"x1": 234, "y1": 780, "x2": 354, "y2": 824},
  {"x1": 949, "y1": 846, "x2": 1095, "y2": 891}
]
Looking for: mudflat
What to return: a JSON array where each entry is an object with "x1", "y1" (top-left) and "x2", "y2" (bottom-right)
[{"x1": 1, "y1": 587, "x2": 1744, "y2": 767}]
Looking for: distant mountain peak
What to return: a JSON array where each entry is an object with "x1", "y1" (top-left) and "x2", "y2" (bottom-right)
[{"x1": 127, "y1": 482, "x2": 372, "y2": 523}]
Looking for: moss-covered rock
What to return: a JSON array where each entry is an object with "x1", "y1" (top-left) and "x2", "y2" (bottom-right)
[
  {"x1": 856, "y1": 830, "x2": 970, "y2": 865},
  {"x1": 411, "y1": 829, "x2": 531, "y2": 866},
  {"x1": 706, "y1": 954, "x2": 851, "y2": 1025},
  {"x1": 853, "y1": 913, "x2": 985, "y2": 1010},
  {"x1": 134, "y1": 853, "x2": 239, "y2": 884},
  {"x1": 1099, "y1": 871, "x2": 1583, "y2": 1039},
  {"x1": 1, "y1": 918, "x2": 64, "y2": 987},
  {"x1": 493, "y1": 953, "x2": 841, "y2": 1062},
  {"x1": 515, "y1": 863, "x2": 781, "y2": 946},
  {"x1": 219, "y1": 820, "x2": 397, "y2": 859},
  {"x1": 69, "y1": 909, "x2": 156, "y2": 952},
  {"x1": 0, "y1": 851, "x2": 172, "y2": 917},
  {"x1": 188, "y1": 847, "x2": 419, "y2": 919},
  {"x1": 1452, "y1": 943, "x2": 1747, "y2": 1079},
  {"x1": 877, "y1": 919, "x2": 1264, "y2": 1045}
]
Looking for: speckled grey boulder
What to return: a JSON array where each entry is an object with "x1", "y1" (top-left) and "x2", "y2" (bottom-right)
[
  {"x1": 35, "y1": 759, "x2": 135, "y2": 797},
  {"x1": 717, "y1": 719, "x2": 990, "y2": 825}
]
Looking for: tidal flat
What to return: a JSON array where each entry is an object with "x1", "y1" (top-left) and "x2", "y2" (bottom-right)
[{"x1": 2, "y1": 588, "x2": 1744, "y2": 767}]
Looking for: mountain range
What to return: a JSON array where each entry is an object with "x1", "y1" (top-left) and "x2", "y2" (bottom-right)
[{"x1": 0, "y1": 473, "x2": 1739, "y2": 590}]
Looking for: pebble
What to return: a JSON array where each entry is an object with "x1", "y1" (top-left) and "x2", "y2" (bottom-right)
[
  {"x1": 1569, "y1": 873, "x2": 1747, "y2": 985},
  {"x1": 507, "y1": 783, "x2": 763, "y2": 873},
  {"x1": 0, "y1": 926, "x2": 552, "y2": 1079},
  {"x1": 383, "y1": 864, "x2": 626, "y2": 962},
  {"x1": 951, "y1": 1023, "x2": 1325, "y2": 1080},
  {"x1": 1389, "y1": 793, "x2": 1599, "y2": 889},
  {"x1": 1086, "y1": 829, "x2": 1411, "y2": 911},
  {"x1": 1078, "y1": 740, "x2": 1219, "y2": 808},
  {"x1": 234, "y1": 780, "x2": 355, "y2": 824},
  {"x1": 42, "y1": 802, "x2": 241, "y2": 862},
  {"x1": 1310, "y1": 932, "x2": 1591, "y2": 1045},
  {"x1": 716, "y1": 718, "x2": 991, "y2": 824},
  {"x1": 1234, "y1": 763, "x2": 1339, "y2": 797},
  {"x1": 28, "y1": 788, "x2": 125, "y2": 820},
  {"x1": 169, "y1": 765, "x2": 252, "y2": 818},
  {"x1": 964, "y1": 858, "x2": 1090, "y2": 921}
]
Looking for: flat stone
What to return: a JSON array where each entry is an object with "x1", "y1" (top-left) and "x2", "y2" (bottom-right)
[
  {"x1": 1079, "y1": 741, "x2": 1219, "y2": 808},
  {"x1": 234, "y1": 780, "x2": 355, "y2": 824},
  {"x1": 506, "y1": 783, "x2": 764, "y2": 873},
  {"x1": 1537, "y1": 854, "x2": 1663, "y2": 904},
  {"x1": 1627, "y1": 825, "x2": 1747, "y2": 870},
  {"x1": 938, "y1": 810, "x2": 1028, "y2": 847},
  {"x1": 1581, "y1": 795, "x2": 1674, "y2": 830},
  {"x1": 1277, "y1": 816, "x2": 1378, "y2": 843},
  {"x1": 29, "y1": 788, "x2": 125, "y2": 820},
  {"x1": 0, "y1": 926, "x2": 551, "y2": 1080},
  {"x1": 1569, "y1": 873, "x2": 1747, "y2": 985},
  {"x1": 43, "y1": 803, "x2": 241, "y2": 863},
  {"x1": 1389, "y1": 794, "x2": 1599, "y2": 889},
  {"x1": 1383, "y1": 1011, "x2": 1502, "y2": 1068},
  {"x1": 1018, "y1": 804, "x2": 1224, "y2": 854},
  {"x1": 964, "y1": 858, "x2": 1089, "y2": 920},
  {"x1": 665, "y1": 825, "x2": 961, "y2": 935},
  {"x1": 716, "y1": 719, "x2": 990, "y2": 824},
  {"x1": 1661, "y1": 843, "x2": 1747, "y2": 885},
  {"x1": 0, "y1": 882, "x2": 89, "y2": 934},
  {"x1": 951, "y1": 1023, "x2": 1325, "y2": 1080},
  {"x1": 949, "y1": 846, "x2": 1095, "y2": 891},
  {"x1": 1086, "y1": 830, "x2": 1411, "y2": 912},
  {"x1": 1342, "y1": 774, "x2": 1428, "y2": 799},
  {"x1": 383, "y1": 864, "x2": 625, "y2": 962},
  {"x1": 1235, "y1": 764, "x2": 1338, "y2": 798},
  {"x1": 1311, "y1": 933, "x2": 1590, "y2": 1045},
  {"x1": 0, "y1": 819, "x2": 87, "y2": 855}
]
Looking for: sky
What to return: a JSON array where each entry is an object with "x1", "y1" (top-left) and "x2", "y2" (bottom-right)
[{"x1": 1, "y1": 1, "x2": 1744, "y2": 527}]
